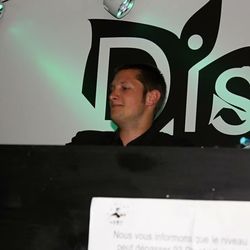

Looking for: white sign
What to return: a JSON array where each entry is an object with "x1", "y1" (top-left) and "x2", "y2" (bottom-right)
[{"x1": 88, "y1": 198, "x2": 250, "y2": 250}]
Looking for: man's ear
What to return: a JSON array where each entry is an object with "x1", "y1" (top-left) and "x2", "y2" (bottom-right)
[{"x1": 146, "y1": 90, "x2": 161, "y2": 106}]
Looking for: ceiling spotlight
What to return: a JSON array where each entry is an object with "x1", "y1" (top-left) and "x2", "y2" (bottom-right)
[
  {"x1": 0, "y1": 1, "x2": 4, "y2": 19},
  {"x1": 103, "y1": 0, "x2": 135, "y2": 19}
]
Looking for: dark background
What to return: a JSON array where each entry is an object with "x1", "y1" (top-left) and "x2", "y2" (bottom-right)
[{"x1": 1, "y1": 145, "x2": 250, "y2": 249}]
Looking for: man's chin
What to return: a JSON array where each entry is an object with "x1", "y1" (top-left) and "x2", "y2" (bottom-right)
[{"x1": 110, "y1": 114, "x2": 123, "y2": 126}]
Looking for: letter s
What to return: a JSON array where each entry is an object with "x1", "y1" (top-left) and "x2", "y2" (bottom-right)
[{"x1": 210, "y1": 66, "x2": 250, "y2": 135}]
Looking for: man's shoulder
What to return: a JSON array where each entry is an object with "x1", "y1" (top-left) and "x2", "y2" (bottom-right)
[{"x1": 67, "y1": 130, "x2": 115, "y2": 145}]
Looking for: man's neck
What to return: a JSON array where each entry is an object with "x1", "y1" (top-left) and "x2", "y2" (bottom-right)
[{"x1": 118, "y1": 121, "x2": 153, "y2": 146}]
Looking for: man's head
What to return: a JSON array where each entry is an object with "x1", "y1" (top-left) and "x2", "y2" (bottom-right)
[
  {"x1": 113, "y1": 64, "x2": 166, "y2": 115},
  {"x1": 109, "y1": 64, "x2": 166, "y2": 128}
]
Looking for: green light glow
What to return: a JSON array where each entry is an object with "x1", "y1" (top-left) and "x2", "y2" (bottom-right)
[{"x1": 8, "y1": 21, "x2": 109, "y2": 128}]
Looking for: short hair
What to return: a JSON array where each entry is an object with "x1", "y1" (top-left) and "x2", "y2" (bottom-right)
[{"x1": 113, "y1": 64, "x2": 166, "y2": 116}]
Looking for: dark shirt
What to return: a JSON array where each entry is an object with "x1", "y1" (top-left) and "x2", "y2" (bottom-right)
[{"x1": 67, "y1": 127, "x2": 190, "y2": 146}]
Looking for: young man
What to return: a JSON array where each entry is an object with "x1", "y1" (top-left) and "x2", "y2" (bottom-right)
[{"x1": 68, "y1": 64, "x2": 187, "y2": 146}]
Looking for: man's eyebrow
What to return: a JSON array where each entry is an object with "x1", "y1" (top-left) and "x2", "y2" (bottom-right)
[
  {"x1": 110, "y1": 80, "x2": 131, "y2": 88},
  {"x1": 110, "y1": 81, "x2": 126, "y2": 87}
]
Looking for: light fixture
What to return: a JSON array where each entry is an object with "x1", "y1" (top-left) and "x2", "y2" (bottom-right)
[
  {"x1": 0, "y1": 0, "x2": 4, "y2": 19},
  {"x1": 240, "y1": 137, "x2": 250, "y2": 149},
  {"x1": 103, "y1": 0, "x2": 135, "y2": 19}
]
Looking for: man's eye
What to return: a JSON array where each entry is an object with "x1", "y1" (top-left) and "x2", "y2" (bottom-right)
[{"x1": 122, "y1": 86, "x2": 129, "y2": 90}]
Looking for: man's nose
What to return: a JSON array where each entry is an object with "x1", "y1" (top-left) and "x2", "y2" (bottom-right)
[{"x1": 109, "y1": 89, "x2": 119, "y2": 101}]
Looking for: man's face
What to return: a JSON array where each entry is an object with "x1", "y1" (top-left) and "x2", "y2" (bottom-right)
[{"x1": 109, "y1": 69, "x2": 148, "y2": 127}]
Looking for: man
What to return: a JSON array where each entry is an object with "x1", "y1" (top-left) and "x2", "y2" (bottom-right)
[{"x1": 68, "y1": 64, "x2": 187, "y2": 146}]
